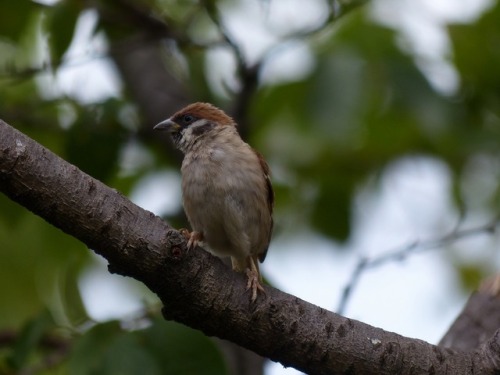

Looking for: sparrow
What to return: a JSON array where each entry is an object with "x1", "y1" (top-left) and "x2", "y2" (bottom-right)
[{"x1": 154, "y1": 102, "x2": 274, "y2": 302}]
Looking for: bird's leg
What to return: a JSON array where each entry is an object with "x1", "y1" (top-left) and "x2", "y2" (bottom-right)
[
  {"x1": 246, "y1": 270, "x2": 265, "y2": 302},
  {"x1": 246, "y1": 257, "x2": 266, "y2": 302},
  {"x1": 231, "y1": 256, "x2": 266, "y2": 302},
  {"x1": 179, "y1": 229, "x2": 203, "y2": 251}
]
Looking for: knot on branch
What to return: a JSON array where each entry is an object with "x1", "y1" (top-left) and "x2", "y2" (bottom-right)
[{"x1": 163, "y1": 229, "x2": 189, "y2": 262}]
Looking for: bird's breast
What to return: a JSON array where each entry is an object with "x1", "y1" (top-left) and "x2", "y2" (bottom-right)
[{"x1": 180, "y1": 144, "x2": 270, "y2": 258}]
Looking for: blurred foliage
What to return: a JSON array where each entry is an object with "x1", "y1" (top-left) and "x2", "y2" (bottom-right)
[
  {"x1": 0, "y1": 0, "x2": 499, "y2": 373},
  {"x1": 67, "y1": 318, "x2": 226, "y2": 375},
  {"x1": 0, "y1": 312, "x2": 226, "y2": 375}
]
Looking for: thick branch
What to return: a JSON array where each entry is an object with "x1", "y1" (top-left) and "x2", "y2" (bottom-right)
[
  {"x1": 0, "y1": 119, "x2": 499, "y2": 374},
  {"x1": 440, "y1": 276, "x2": 500, "y2": 350}
]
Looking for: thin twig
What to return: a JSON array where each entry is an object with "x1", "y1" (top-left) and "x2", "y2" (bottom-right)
[
  {"x1": 204, "y1": 1, "x2": 247, "y2": 73},
  {"x1": 336, "y1": 218, "x2": 500, "y2": 315},
  {"x1": 201, "y1": 0, "x2": 364, "y2": 137}
]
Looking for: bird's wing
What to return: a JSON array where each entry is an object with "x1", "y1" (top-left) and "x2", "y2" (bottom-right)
[{"x1": 254, "y1": 150, "x2": 274, "y2": 263}]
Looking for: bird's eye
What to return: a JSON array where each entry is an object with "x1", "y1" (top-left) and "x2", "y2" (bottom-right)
[{"x1": 182, "y1": 114, "x2": 194, "y2": 124}]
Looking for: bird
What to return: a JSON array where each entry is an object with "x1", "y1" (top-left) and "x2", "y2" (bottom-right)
[{"x1": 154, "y1": 102, "x2": 274, "y2": 302}]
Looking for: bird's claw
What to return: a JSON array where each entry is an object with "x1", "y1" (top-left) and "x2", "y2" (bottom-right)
[
  {"x1": 179, "y1": 229, "x2": 203, "y2": 251},
  {"x1": 179, "y1": 228, "x2": 191, "y2": 240},
  {"x1": 246, "y1": 268, "x2": 266, "y2": 302}
]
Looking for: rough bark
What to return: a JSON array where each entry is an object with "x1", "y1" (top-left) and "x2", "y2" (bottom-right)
[
  {"x1": 1, "y1": 119, "x2": 500, "y2": 374},
  {"x1": 439, "y1": 276, "x2": 500, "y2": 351}
]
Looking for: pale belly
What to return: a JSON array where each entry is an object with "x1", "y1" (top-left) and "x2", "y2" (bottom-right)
[{"x1": 181, "y1": 156, "x2": 266, "y2": 259}]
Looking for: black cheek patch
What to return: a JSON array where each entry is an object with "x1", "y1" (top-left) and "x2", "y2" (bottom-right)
[
  {"x1": 191, "y1": 122, "x2": 215, "y2": 136},
  {"x1": 171, "y1": 131, "x2": 182, "y2": 146}
]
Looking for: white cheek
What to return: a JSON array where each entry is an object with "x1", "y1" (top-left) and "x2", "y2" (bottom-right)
[{"x1": 183, "y1": 127, "x2": 194, "y2": 139}]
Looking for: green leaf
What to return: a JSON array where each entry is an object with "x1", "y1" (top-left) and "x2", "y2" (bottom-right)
[
  {"x1": 0, "y1": 192, "x2": 27, "y2": 228},
  {"x1": 69, "y1": 321, "x2": 122, "y2": 375},
  {"x1": 311, "y1": 173, "x2": 353, "y2": 241},
  {"x1": 70, "y1": 319, "x2": 226, "y2": 375},
  {"x1": 0, "y1": 1, "x2": 35, "y2": 41},
  {"x1": 0, "y1": 212, "x2": 87, "y2": 327},
  {"x1": 457, "y1": 264, "x2": 484, "y2": 291},
  {"x1": 45, "y1": 0, "x2": 81, "y2": 65},
  {"x1": 60, "y1": 263, "x2": 90, "y2": 326},
  {"x1": 142, "y1": 318, "x2": 228, "y2": 375},
  {"x1": 8, "y1": 310, "x2": 53, "y2": 370},
  {"x1": 99, "y1": 334, "x2": 161, "y2": 375},
  {"x1": 65, "y1": 100, "x2": 127, "y2": 182}
]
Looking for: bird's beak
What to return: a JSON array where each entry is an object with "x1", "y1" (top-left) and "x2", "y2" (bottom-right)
[{"x1": 153, "y1": 118, "x2": 180, "y2": 133}]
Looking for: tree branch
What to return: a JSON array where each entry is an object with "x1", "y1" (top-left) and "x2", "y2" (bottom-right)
[
  {"x1": 337, "y1": 220, "x2": 500, "y2": 315},
  {"x1": 1, "y1": 119, "x2": 500, "y2": 374},
  {"x1": 440, "y1": 275, "x2": 500, "y2": 351}
]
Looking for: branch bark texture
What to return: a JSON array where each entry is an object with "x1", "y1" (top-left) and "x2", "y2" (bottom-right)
[
  {"x1": 1, "y1": 119, "x2": 499, "y2": 374},
  {"x1": 440, "y1": 276, "x2": 500, "y2": 351}
]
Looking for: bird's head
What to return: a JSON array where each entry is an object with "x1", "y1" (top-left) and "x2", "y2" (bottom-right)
[{"x1": 154, "y1": 102, "x2": 236, "y2": 153}]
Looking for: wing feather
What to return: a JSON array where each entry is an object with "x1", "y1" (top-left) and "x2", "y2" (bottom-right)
[{"x1": 253, "y1": 150, "x2": 274, "y2": 263}]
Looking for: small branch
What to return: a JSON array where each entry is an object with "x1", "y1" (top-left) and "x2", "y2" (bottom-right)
[
  {"x1": 200, "y1": 0, "x2": 367, "y2": 138},
  {"x1": 337, "y1": 220, "x2": 500, "y2": 315},
  {"x1": 204, "y1": 1, "x2": 246, "y2": 74},
  {"x1": 202, "y1": 2, "x2": 259, "y2": 138}
]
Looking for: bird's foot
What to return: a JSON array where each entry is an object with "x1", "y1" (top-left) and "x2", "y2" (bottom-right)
[
  {"x1": 246, "y1": 268, "x2": 266, "y2": 302},
  {"x1": 179, "y1": 229, "x2": 203, "y2": 251}
]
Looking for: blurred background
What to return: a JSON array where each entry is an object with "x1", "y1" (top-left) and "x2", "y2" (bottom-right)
[{"x1": 0, "y1": 0, "x2": 499, "y2": 374}]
